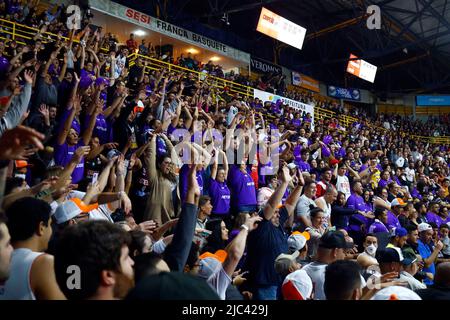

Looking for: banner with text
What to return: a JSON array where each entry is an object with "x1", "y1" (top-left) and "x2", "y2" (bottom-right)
[
  {"x1": 416, "y1": 95, "x2": 450, "y2": 106},
  {"x1": 250, "y1": 57, "x2": 282, "y2": 75},
  {"x1": 89, "y1": 0, "x2": 251, "y2": 63},
  {"x1": 291, "y1": 71, "x2": 320, "y2": 93},
  {"x1": 253, "y1": 89, "x2": 314, "y2": 129},
  {"x1": 327, "y1": 86, "x2": 361, "y2": 101}
]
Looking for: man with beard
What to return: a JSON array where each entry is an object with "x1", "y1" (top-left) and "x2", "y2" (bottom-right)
[{"x1": 53, "y1": 221, "x2": 135, "y2": 300}]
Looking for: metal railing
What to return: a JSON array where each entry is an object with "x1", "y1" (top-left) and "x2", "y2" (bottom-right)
[{"x1": 0, "y1": 17, "x2": 448, "y2": 144}]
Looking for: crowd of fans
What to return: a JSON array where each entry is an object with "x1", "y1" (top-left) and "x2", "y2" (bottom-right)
[{"x1": 0, "y1": 1, "x2": 449, "y2": 301}]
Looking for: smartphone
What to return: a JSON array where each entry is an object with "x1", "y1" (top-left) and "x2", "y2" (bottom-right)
[{"x1": 92, "y1": 172, "x2": 99, "y2": 184}]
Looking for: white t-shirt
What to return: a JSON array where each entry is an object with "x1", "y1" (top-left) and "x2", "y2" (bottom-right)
[
  {"x1": 208, "y1": 267, "x2": 232, "y2": 300},
  {"x1": 336, "y1": 175, "x2": 351, "y2": 200},
  {"x1": 399, "y1": 271, "x2": 426, "y2": 291},
  {"x1": 315, "y1": 197, "x2": 331, "y2": 223},
  {"x1": 302, "y1": 262, "x2": 327, "y2": 300}
]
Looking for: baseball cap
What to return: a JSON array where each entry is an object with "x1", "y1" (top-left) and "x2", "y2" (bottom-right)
[
  {"x1": 370, "y1": 286, "x2": 422, "y2": 300},
  {"x1": 126, "y1": 272, "x2": 220, "y2": 300},
  {"x1": 14, "y1": 160, "x2": 31, "y2": 169},
  {"x1": 376, "y1": 248, "x2": 404, "y2": 263},
  {"x1": 391, "y1": 227, "x2": 407, "y2": 238},
  {"x1": 287, "y1": 231, "x2": 310, "y2": 253},
  {"x1": 418, "y1": 222, "x2": 432, "y2": 233},
  {"x1": 401, "y1": 249, "x2": 418, "y2": 266},
  {"x1": 319, "y1": 231, "x2": 354, "y2": 249},
  {"x1": 287, "y1": 162, "x2": 297, "y2": 170},
  {"x1": 198, "y1": 250, "x2": 227, "y2": 280},
  {"x1": 134, "y1": 100, "x2": 145, "y2": 113},
  {"x1": 329, "y1": 158, "x2": 340, "y2": 166},
  {"x1": 95, "y1": 77, "x2": 109, "y2": 86},
  {"x1": 282, "y1": 269, "x2": 313, "y2": 300},
  {"x1": 53, "y1": 198, "x2": 98, "y2": 224},
  {"x1": 274, "y1": 251, "x2": 300, "y2": 275},
  {"x1": 391, "y1": 198, "x2": 406, "y2": 207}
]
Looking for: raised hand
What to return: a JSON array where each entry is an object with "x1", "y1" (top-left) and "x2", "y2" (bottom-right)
[
  {"x1": 137, "y1": 220, "x2": 158, "y2": 235},
  {"x1": 24, "y1": 58, "x2": 36, "y2": 68},
  {"x1": 280, "y1": 165, "x2": 292, "y2": 184},
  {"x1": 23, "y1": 70, "x2": 34, "y2": 84},
  {"x1": 74, "y1": 146, "x2": 91, "y2": 160},
  {"x1": 0, "y1": 126, "x2": 44, "y2": 160},
  {"x1": 244, "y1": 215, "x2": 263, "y2": 231},
  {"x1": 103, "y1": 142, "x2": 118, "y2": 150}
]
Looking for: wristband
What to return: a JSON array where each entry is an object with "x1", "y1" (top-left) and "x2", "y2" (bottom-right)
[{"x1": 240, "y1": 224, "x2": 249, "y2": 231}]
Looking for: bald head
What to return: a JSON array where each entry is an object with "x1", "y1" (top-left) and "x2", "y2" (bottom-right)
[
  {"x1": 434, "y1": 262, "x2": 450, "y2": 287},
  {"x1": 357, "y1": 254, "x2": 379, "y2": 269}
]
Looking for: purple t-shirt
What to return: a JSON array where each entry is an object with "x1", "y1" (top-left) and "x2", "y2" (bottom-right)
[
  {"x1": 386, "y1": 211, "x2": 401, "y2": 231},
  {"x1": 291, "y1": 119, "x2": 302, "y2": 127},
  {"x1": 369, "y1": 220, "x2": 389, "y2": 233},
  {"x1": 426, "y1": 212, "x2": 442, "y2": 227},
  {"x1": 295, "y1": 159, "x2": 310, "y2": 172},
  {"x1": 378, "y1": 179, "x2": 391, "y2": 189},
  {"x1": 59, "y1": 108, "x2": 81, "y2": 134},
  {"x1": 229, "y1": 165, "x2": 257, "y2": 208},
  {"x1": 89, "y1": 113, "x2": 109, "y2": 145},
  {"x1": 209, "y1": 178, "x2": 231, "y2": 215},
  {"x1": 54, "y1": 142, "x2": 85, "y2": 183},
  {"x1": 179, "y1": 165, "x2": 204, "y2": 203},
  {"x1": 346, "y1": 194, "x2": 365, "y2": 211}
]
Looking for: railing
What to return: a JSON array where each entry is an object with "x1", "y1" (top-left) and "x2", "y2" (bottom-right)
[
  {"x1": 128, "y1": 52, "x2": 253, "y2": 97},
  {"x1": 0, "y1": 17, "x2": 448, "y2": 144}
]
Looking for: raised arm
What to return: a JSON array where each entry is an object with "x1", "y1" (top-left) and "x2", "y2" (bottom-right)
[
  {"x1": 222, "y1": 215, "x2": 262, "y2": 277},
  {"x1": 264, "y1": 165, "x2": 291, "y2": 221},
  {"x1": 210, "y1": 148, "x2": 219, "y2": 180},
  {"x1": 284, "y1": 169, "x2": 305, "y2": 216},
  {"x1": 56, "y1": 95, "x2": 79, "y2": 146},
  {"x1": 164, "y1": 163, "x2": 200, "y2": 271},
  {"x1": 81, "y1": 101, "x2": 101, "y2": 146}
]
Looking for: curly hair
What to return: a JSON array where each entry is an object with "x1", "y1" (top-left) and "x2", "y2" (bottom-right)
[{"x1": 54, "y1": 220, "x2": 131, "y2": 300}]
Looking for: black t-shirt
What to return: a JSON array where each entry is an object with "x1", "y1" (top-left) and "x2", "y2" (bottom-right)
[
  {"x1": 417, "y1": 286, "x2": 450, "y2": 300},
  {"x1": 244, "y1": 207, "x2": 289, "y2": 287}
]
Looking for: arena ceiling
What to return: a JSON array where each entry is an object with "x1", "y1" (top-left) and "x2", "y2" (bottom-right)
[{"x1": 112, "y1": 0, "x2": 450, "y2": 95}]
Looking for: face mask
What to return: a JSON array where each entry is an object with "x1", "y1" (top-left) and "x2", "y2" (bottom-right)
[
  {"x1": 365, "y1": 244, "x2": 377, "y2": 257},
  {"x1": 14, "y1": 173, "x2": 26, "y2": 180}
]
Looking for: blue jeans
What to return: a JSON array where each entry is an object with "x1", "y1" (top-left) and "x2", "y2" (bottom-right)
[{"x1": 254, "y1": 286, "x2": 278, "y2": 300}]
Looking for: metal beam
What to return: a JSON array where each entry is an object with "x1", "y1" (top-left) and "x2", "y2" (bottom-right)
[
  {"x1": 200, "y1": 0, "x2": 284, "y2": 17},
  {"x1": 379, "y1": 52, "x2": 430, "y2": 71},
  {"x1": 393, "y1": 0, "x2": 435, "y2": 42},
  {"x1": 296, "y1": 28, "x2": 450, "y2": 68},
  {"x1": 305, "y1": 15, "x2": 368, "y2": 41},
  {"x1": 417, "y1": 0, "x2": 450, "y2": 32}
]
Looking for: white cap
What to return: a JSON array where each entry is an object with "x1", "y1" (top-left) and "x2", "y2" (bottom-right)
[
  {"x1": 287, "y1": 231, "x2": 310, "y2": 253},
  {"x1": 282, "y1": 269, "x2": 313, "y2": 300},
  {"x1": 274, "y1": 251, "x2": 300, "y2": 275},
  {"x1": 370, "y1": 286, "x2": 422, "y2": 300},
  {"x1": 287, "y1": 163, "x2": 297, "y2": 170},
  {"x1": 257, "y1": 187, "x2": 274, "y2": 207},
  {"x1": 54, "y1": 199, "x2": 84, "y2": 224},
  {"x1": 418, "y1": 222, "x2": 432, "y2": 233}
]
